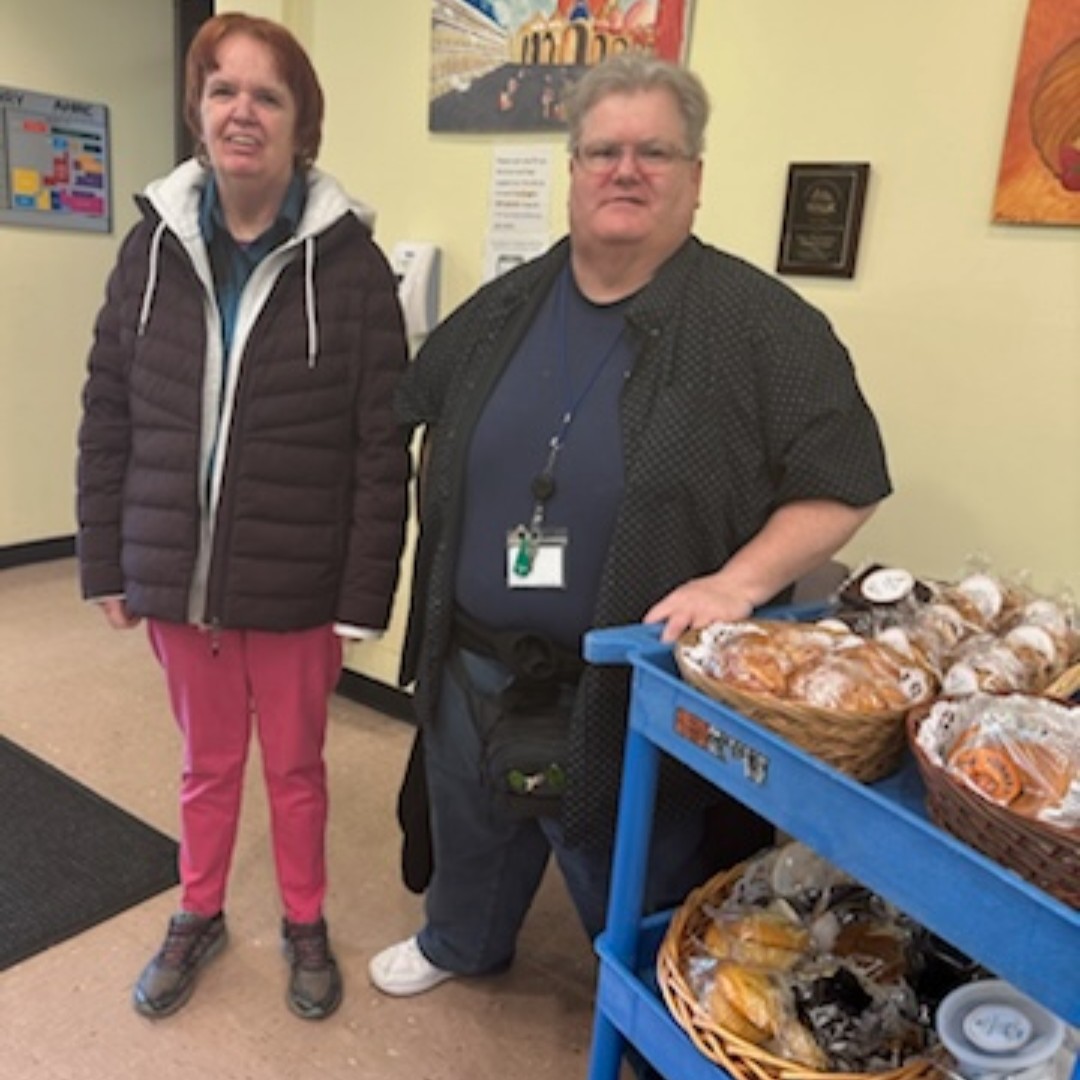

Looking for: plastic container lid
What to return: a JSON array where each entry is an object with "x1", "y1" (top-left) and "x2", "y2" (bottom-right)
[
  {"x1": 963, "y1": 1003, "x2": 1032, "y2": 1052},
  {"x1": 936, "y1": 980, "x2": 1067, "y2": 1078},
  {"x1": 860, "y1": 567, "x2": 915, "y2": 604}
]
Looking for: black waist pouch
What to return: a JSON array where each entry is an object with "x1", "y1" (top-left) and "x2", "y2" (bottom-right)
[
  {"x1": 452, "y1": 611, "x2": 583, "y2": 818},
  {"x1": 474, "y1": 683, "x2": 571, "y2": 816}
]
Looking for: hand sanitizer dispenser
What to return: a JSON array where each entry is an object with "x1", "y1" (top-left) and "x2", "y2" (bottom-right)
[{"x1": 390, "y1": 241, "x2": 440, "y2": 346}]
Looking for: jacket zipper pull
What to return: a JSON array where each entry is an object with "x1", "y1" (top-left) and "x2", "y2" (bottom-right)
[{"x1": 209, "y1": 621, "x2": 222, "y2": 657}]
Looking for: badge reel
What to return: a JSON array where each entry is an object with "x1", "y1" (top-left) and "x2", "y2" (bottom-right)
[{"x1": 507, "y1": 471, "x2": 567, "y2": 589}]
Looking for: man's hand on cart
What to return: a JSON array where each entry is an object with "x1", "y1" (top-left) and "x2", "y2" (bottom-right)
[{"x1": 643, "y1": 574, "x2": 756, "y2": 643}]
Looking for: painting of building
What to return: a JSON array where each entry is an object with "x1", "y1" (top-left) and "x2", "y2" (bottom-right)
[{"x1": 429, "y1": 0, "x2": 693, "y2": 132}]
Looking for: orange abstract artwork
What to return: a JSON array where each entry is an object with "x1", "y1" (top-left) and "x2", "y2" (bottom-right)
[{"x1": 993, "y1": 0, "x2": 1080, "y2": 224}]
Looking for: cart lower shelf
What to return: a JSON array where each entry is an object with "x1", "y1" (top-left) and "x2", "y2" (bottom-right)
[
  {"x1": 583, "y1": 624, "x2": 1079, "y2": 1080},
  {"x1": 590, "y1": 917, "x2": 1079, "y2": 1080}
]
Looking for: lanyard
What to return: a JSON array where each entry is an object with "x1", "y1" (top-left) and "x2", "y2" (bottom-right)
[{"x1": 513, "y1": 269, "x2": 626, "y2": 576}]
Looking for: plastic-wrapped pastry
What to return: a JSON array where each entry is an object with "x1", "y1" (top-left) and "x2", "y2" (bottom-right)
[
  {"x1": 909, "y1": 603, "x2": 979, "y2": 669},
  {"x1": 833, "y1": 564, "x2": 933, "y2": 639},
  {"x1": 685, "y1": 624, "x2": 790, "y2": 694},
  {"x1": 952, "y1": 572, "x2": 1028, "y2": 630},
  {"x1": 826, "y1": 561, "x2": 1077, "y2": 697},
  {"x1": 708, "y1": 962, "x2": 830, "y2": 1068},
  {"x1": 830, "y1": 919, "x2": 912, "y2": 984},
  {"x1": 1003, "y1": 624, "x2": 1065, "y2": 688},
  {"x1": 917, "y1": 693, "x2": 1080, "y2": 833},
  {"x1": 788, "y1": 640, "x2": 928, "y2": 712},
  {"x1": 948, "y1": 736, "x2": 1073, "y2": 820},
  {"x1": 941, "y1": 634, "x2": 1030, "y2": 695},
  {"x1": 1013, "y1": 598, "x2": 1080, "y2": 668},
  {"x1": 680, "y1": 620, "x2": 935, "y2": 715},
  {"x1": 774, "y1": 1015, "x2": 830, "y2": 1070},
  {"x1": 687, "y1": 622, "x2": 844, "y2": 695},
  {"x1": 777, "y1": 624, "x2": 846, "y2": 668},
  {"x1": 685, "y1": 842, "x2": 948, "y2": 1073},
  {"x1": 1008, "y1": 742, "x2": 1074, "y2": 819},
  {"x1": 790, "y1": 961, "x2": 927, "y2": 1072},
  {"x1": 703, "y1": 910, "x2": 810, "y2": 970},
  {"x1": 710, "y1": 962, "x2": 788, "y2": 1038},
  {"x1": 874, "y1": 625, "x2": 923, "y2": 664},
  {"x1": 789, "y1": 659, "x2": 907, "y2": 713},
  {"x1": 948, "y1": 744, "x2": 1022, "y2": 804},
  {"x1": 937, "y1": 586, "x2": 992, "y2": 631},
  {"x1": 720, "y1": 635, "x2": 797, "y2": 696},
  {"x1": 708, "y1": 968, "x2": 772, "y2": 1043}
]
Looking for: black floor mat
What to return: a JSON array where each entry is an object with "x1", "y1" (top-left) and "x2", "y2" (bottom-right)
[{"x1": 0, "y1": 734, "x2": 178, "y2": 971}]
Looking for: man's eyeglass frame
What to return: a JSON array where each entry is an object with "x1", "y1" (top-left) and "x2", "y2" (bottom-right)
[{"x1": 572, "y1": 140, "x2": 697, "y2": 175}]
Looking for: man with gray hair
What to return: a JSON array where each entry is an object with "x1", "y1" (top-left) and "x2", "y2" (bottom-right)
[{"x1": 370, "y1": 52, "x2": 891, "y2": 1004}]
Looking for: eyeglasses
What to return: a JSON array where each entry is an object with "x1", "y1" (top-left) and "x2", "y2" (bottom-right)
[{"x1": 573, "y1": 140, "x2": 696, "y2": 175}]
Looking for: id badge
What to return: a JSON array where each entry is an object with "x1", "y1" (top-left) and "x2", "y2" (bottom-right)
[{"x1": 506, "y1": 527, "x2": 568, "y2": 589}]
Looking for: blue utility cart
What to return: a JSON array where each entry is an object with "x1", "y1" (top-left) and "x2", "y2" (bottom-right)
[{"x1": 583, "y1": 623, "x2": 1079, "y2": 1080}]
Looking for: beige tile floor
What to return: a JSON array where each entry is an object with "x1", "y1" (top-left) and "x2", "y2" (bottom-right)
[{"x1": 0, "y1": 559, "x2": 602, "y2": 1079}]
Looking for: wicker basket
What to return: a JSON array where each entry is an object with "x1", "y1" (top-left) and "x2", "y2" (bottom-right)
[
  {"x1": 656, "y1": 865, "x2": 940, "y2": 1080},
  {"x1": 675, "y1": 624, "x2": 919, "y2": 782},
  {"x1": 906, "y1": 679, "x2": 1080, "y2": 909}
]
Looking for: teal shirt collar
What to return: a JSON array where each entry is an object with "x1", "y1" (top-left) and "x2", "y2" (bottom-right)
[
  {"x1": 199, "y1": 170, "x2": 307, "y2": 252},
  {"x1": 199, "y1": 171, "x2": 308, "y2": 356}
]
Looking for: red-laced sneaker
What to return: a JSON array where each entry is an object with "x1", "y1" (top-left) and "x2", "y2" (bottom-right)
[
  {"x1": 282, "y1": 917, "x2": 342, "y2": 1020},
  {"x1": 133, "y1": 911, "x2": 227, "y2": 1018}
]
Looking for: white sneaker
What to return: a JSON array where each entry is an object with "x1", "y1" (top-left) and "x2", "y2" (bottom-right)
[{"x1": 368, "y1": 936, "x2": 456, "y2": 997}]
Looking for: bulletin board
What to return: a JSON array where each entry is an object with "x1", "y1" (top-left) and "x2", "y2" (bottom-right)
[{"x1": 0, "y1": 84, "x2": 111, "y2": 233}]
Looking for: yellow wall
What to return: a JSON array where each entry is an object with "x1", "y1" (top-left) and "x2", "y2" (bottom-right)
[
  {"x1": 0, "y1": 1, "x2": 174, "y2": 547},
  {"x1": 302, "y1": 0, "x2": 1080, "y2": 681},
  {"x1": 5, "y1": 2, "x2": 1077, "y2": 684},
  {"x1": 306, "y1": 0, "x2": 1080, "y2": 599}
]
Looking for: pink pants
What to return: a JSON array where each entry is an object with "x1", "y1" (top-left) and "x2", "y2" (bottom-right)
[{"x1": 148, "y1": 620, "x2": 343, "y2": 924}]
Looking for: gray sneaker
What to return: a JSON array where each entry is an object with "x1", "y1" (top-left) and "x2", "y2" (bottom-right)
[
  {"x1": 282, "y1": 917, "x2": 342, "y2": 1020},
  {"x1": 133, "y1": 912, "x2": 227, "y2": 1018}
]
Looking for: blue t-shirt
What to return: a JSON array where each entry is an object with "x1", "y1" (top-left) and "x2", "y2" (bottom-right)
[{"x1": 455, "y1": 267, "x2": 635, "y2": 648}]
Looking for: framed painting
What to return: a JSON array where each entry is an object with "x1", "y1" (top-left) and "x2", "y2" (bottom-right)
[
  {"x1": 993, "y1": 0, "x2": 1080, "y2": 224},
  {"x1": 428, "y1": 0, "x2": 695, "y2": 133}
]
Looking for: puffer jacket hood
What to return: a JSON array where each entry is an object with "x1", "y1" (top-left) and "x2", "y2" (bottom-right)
[
  {"x1": 134, "y1": 159, "x2": 378, "y2": 367},
  {"x1": 141, "y1": 158, "x2": 377, "y2": 239}
]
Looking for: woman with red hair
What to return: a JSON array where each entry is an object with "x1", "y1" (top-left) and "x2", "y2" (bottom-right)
[{"x1": 77, "y1": 12, "x2": 409, "y2": 1021}]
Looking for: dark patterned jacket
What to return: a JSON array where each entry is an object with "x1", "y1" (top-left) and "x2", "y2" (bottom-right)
[
  {"x1": 77, "y1": 161, "x2": 410, "y2": 632},
  {"x1": 396, "y1": 235, "x2": 891, "y2": 847}
]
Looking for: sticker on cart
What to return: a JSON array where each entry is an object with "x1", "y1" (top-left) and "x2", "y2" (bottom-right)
[{"x1": 674, "y1": 709, "x2": 769, "y2": 784}]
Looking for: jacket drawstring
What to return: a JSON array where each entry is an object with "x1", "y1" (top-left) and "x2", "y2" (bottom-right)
[
  {"x1": 138, "y1": 218, "x2": 319, "y2": 365},
  {"x1": 304, "y1": 235, "x2": 318, "y2": 368},
  {"x1": 137, "y1": 220, "x2": 168, "y2": 337}
]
